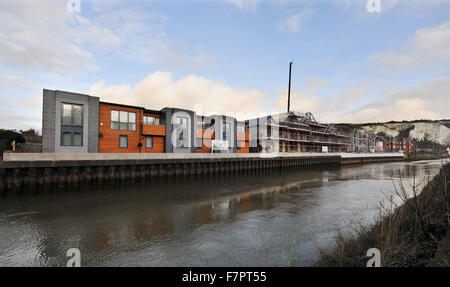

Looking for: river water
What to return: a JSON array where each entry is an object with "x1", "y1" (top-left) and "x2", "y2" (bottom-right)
[{"x1": 0, "y1": 159, "x2": 447, "y2": 267}]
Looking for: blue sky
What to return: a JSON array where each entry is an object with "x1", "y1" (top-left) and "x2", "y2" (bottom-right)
[{"x1": 1, "y1": 0, "x2": 449, "y2": 131}]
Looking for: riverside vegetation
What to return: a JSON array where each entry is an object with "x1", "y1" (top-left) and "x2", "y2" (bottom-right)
[{"x1": 315, "y1": 161, "x2": 449, "y2": 267}]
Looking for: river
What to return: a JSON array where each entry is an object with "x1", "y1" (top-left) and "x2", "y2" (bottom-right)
[{"x1": 0, "y1": 159, "x2": 447, "y2": 266}]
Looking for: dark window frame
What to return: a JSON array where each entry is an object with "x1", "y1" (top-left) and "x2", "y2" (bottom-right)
[
  {"x1": 145, "y1": 136, "x2": 153, "y2": 149},
  {"x1": 119, "y1": 135, "x2": 128, "y2": 148},
  {"x1": 60, "y1": 103, "x2": 84, "y2": 147},
  {"x1": 143, "y1": 116, "x2": 160, "y2": 126},
  {"x1": 111, "y1": 110, "x2": 136, "y2": 131},
  {"x1": 61, "y1": 102, "x2": 84, "y2": 126},
  {"x1": 61, "y1": 129, "x2": 83, "y2": 147}
]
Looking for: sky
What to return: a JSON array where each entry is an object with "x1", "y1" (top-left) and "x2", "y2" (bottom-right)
[{"x1": 0, "y1": 0, "x2": 449, "y2": 132}]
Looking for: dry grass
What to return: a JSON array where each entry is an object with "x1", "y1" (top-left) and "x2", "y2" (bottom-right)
[{"x1": 314, "y1": 162, "x2": 450, "y2": 267}]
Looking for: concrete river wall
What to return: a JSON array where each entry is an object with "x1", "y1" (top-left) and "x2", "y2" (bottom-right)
[{"x1": 0, "y1": 152, "x2": 404, "y2": 196}]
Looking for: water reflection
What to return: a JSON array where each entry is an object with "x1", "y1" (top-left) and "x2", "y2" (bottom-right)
[{"x1": 0, "y1": 159, "x2": 447, "y2": 266}]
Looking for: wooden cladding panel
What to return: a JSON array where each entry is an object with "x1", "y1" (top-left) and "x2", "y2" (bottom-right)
[
  {"x1": 143, "y1": 136, "x2": 165, "y2": 153},
  {"x1": 99, "y1": 104, "x2": 142, "y2": 153},
  {"x1": 99, "y1": 103, "x2": 165, "y2": 153},
  {"x1": 195, "y1": 138, "x2": 212, "y2": 153},
  {"x1": 143, "y1": 125, "x2": 166, "y2": 136},
  {"x1": 237, "y1": 140, "x2": 250, "y2": 153}
]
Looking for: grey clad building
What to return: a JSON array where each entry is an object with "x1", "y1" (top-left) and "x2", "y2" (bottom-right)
[{"x1": 42, "y1": 89, "x2": 99, "y2": 153}]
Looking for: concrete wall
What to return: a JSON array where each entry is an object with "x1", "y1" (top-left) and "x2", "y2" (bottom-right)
[
  {"x1": 88, "y1": 96, "x2": 99, "y2": 152},
  {"x1": 42, "y1": 90, "x2": 99, "y2": 153},
  {"x1": 42, "y1": 90, "x2": 56, "y2": 152},
  {"x1": 2, "y1": 152, "x2": 405, "y2": 162}
]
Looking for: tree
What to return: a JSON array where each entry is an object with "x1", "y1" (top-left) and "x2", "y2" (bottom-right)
[{"x1": 0, "y1": 129, "x2": 26, "y2": 153}]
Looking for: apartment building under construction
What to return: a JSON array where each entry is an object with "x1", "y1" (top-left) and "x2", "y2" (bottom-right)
[{"x1": 248, "y1": 112, "x2": 351, "y2": 153}]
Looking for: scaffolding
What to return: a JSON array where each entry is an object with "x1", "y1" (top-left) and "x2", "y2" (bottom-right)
[
  {"x1": 350, "y1": 130, "x2": 389, "y2": 153},
  {"x1": 256, "y1": 112, "x2": 351, "y2": 153}
]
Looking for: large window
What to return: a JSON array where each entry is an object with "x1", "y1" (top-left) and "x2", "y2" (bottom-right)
[
  {"x1": 61, "y1": 103, "x2": 83, "y2": 147},
  {"x1": 146, "y1": 136, "x2": 153, "y2": 149},
  {"x1": 62, "y1": 103, "x2": 83, "y2": 126},
  {"x1": 111, "y1": 110, "x2": 136, "y2": 131},
  {"x1": 144, "y1": 116, "x2": 160, "y2": 125},
  {"x1": 119, "y1": 135, "x2": 128, "y2": 148}
]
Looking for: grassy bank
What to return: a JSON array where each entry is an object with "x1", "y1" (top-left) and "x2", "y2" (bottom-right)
[
  {"x1": 406, "y1": 153, "x2": 449, "y2": 161},
  {"x1": 314, "y1": 162, "x2": 449, "y2": 267}
]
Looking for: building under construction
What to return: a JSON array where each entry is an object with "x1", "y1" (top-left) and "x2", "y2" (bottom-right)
[
  {"x1": 248, "y1": 111, "x2": 351, "y2": 153},
  {"x1": 350, "y1": 130, "x2": 416, "y2": 154}
]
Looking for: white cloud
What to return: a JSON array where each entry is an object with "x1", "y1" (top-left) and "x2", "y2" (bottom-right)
[
  {"x1": 276, "y1": 8, "x2": 313, "y2": 33},
  {"x1": 271, "y1": 74, "x2": 450, "y2": 123},
  {"x1": 273, "y1": 77, "x2": 328, "y2": 113},
  {"x1": 334, "y1": 0, "x2": 400, "y2": 13},
  {"x1": 0, "y1": 0, "x2": 115, "y2": 71},
  {"x1": 327, "y1": 75, "x2": 450, "y2": 123},
  {"x1": 0, "y1": 0, "x2": 212, "y2": 72},
  {"x1": 226, "y1": 0, "x2": 261, "y2": 10},
  {"x1": 370, "y1": 22, "x2": 450, "y2": 69},
  {"x1": 0, "y1": 74, "x2": 34, "y2": 90},
  {"x1": 89, "y1": 72, "x2": 268, "y2": 119},
  {"x1": 333, "y1": 0, "x2": 450, "y2": 23},
  {"x1": 333, "y1": 86, "x2": 367, "y2": 110}
]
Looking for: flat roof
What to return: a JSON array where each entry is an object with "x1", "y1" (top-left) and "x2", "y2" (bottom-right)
[{"x1": 99, "y1": 101, "x2": 162, "y2": 114}]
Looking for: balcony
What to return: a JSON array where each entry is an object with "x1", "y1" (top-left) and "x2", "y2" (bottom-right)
[{"x1": 142, "y1": 124, "x2": 166, "y2": 136}]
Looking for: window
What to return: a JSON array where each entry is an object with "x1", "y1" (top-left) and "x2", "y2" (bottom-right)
[
  {"x1": 146, "y1": 136, "x2": 153, "y2": 149},
  {"x1": 62, "y1": 103, "x2": 83, "y2": 125},
  {"x1": 223, "y1": 122, "x2": 231, "y2": 139},
  {"x1": 61, "y1": 131, "x2": 82, "y2": 146},
  {"x1": 111, "y1": 110, "x2": 136, "y2": 131},
  {"x1": 111, "y1": 110, "x2": 119, "y2": 129},
  {"x1": 144, "y1": 116, "x2": 160, "y2": 125},
  {"x1": 119, "y1": 135, "x2": 128, "y2": 148},
  {"x1": 73, "y1": 133, "x2": 82, "y2": 146},
  {"x1": 128, "y1": 112, "x2": 136, "y2": 131},
  {"x1": 237, "y1": 126, "x2": 245, "y2": 133},
  {"x1": 61, "y1": 103, "x2": 83, "y2": 147},
  {"x1": 62, "y1": 132, "x2": 71, "y2": 146}
]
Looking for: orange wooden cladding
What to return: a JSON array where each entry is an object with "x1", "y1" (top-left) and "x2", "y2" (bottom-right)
[
  {"x1": 142, "y1": 125, "x2": 165, "y2": 136},
  {"x1": 237, "y1": 140, "x2": 249, "y2": 153},
  {"x1": 237, "y1": 124, "x2": 250, "y2": 153},
  {"x1": 196, "y1": 138, "x2": 213, "y2": 153},
  {"x1": 99, "y1": 103, "x2": 248, "y2": 153},
  {"x1": 98, "y1": 103, "x2": 165, "y2": 153}
]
